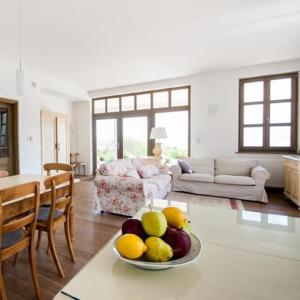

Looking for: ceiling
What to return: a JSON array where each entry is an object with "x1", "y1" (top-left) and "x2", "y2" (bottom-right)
[{"x1": 0, "y1": 0, "x2": 300, "y2": 91}]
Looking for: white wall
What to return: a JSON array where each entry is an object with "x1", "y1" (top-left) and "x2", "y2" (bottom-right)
[
  {"x1": 90, "y1": 59, "x2": 300, "y2": 162},
  {"x1": 72, "y1": 101, "x2": 93, "y2": 175},
  {"x1": 0, "y1": 60, "x2": 89, "y2": 174},
  {"x1": 40, "y1": 94, "x2": 73, "y2": 117}
]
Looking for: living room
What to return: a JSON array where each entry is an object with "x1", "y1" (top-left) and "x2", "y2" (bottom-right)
[{"x1": 1, "y1": 1, "x2": 300, "y2": 299}]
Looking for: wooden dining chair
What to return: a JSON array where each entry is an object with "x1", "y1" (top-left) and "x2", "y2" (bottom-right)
[
  {"x1": 43, "y1": 162, "x2": 74, "y2": 240},
  {"x1": 36, "y1": 172, "x2": 75, "y2": 278},
  {"x1": 43, "y1": 162, "x2": 73, "y2": 176},
  {"x1": 0, "y1": 182, "x2": 41, "y2": 300}
]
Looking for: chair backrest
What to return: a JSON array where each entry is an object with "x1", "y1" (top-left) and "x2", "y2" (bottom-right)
[
  {"x1": 43, "y1": 162, "x2": 73, "y2": 176},
  {"x1": 44, "y1": 172, "x2": 74, "y2": 223},
  {"x1": 0, "y1": 182, "x2": 40, "y2": 252}
]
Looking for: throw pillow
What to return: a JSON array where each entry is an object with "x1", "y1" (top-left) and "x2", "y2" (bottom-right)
[
  {"x1": 98, "y1": 162, "x2": 127, "y2": 176},
  {"x1": 159, "y1": 165, "x2": 169, "y2": 175},
  {"x1": 125, "y1": 167, "x2": 141, "y2": 179},
  {"x1": 178, "y1": 160, "x2": 193, "y2": 174},
  {"x1": 138, "y1": 165, "x2": 159, "y2": 178}
]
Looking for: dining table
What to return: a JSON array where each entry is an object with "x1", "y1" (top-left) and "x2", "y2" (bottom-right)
[{"x1": 0, "y1": 174, "x2": 80, "y2": 226}]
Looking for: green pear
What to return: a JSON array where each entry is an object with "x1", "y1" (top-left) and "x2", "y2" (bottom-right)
[
  {"x1": 142, "y1": 210, "x2": 167, "y2": 237},
  {"x1": 145, "y1": 237, "x2": 173, "y2": 262}
]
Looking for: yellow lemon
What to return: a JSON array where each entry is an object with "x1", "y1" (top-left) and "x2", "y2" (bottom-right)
[
  {"x1": 162, "y1": 207, "x2": 187, "y2": 229},
  {"x1": 116, "y1": 234, "x2": 147, "y2": 259}
]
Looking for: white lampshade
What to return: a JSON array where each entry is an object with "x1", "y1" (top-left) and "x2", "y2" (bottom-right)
[
  {"x1": 16, "y1": 67, "x2": 25, "y2": 96},
  {"x1": 150, "y1": 127, "x2": 167, "y2": 139}
]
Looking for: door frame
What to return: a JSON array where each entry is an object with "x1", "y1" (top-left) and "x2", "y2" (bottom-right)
[
  {"x1": 0, "y1": 98, "x2": 19, "y2": 175},
  {"x1": 93, "y1": 112, "x2": 152, "y2": 170}
]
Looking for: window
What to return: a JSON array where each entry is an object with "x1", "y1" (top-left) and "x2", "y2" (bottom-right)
[
  {"x1": 92, "y1": 86, "x2": 190, "y2": 167},
  {"x1": 239, "y1": 73, "x2": 298, "y2": 152},
  {"x1": 155, "y1": 111, "x2": 189, "y2": 159}
]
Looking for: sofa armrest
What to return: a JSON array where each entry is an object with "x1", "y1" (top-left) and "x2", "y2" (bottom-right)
[
  {"x1": 95, "y1": 175, "x2": 144, "y2": 193},
  {"x1": 251, "y1": 165, "x2": 270, "y2": 185},
  {"x1": 169, "y1": 165, "x2": 182, "y2": 179}
]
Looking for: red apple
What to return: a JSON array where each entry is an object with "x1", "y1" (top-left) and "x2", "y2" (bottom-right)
[
  {"x1": 122, "y1": 219, "x2": 147, "y2": 240},
  {"x1": 162, "y1": 226, "x2": 191, "y2": 259}
]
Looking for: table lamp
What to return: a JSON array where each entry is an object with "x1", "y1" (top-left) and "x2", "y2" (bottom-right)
[{"x1": 150, "y1": 127, "x2": 167, "y2": 158}]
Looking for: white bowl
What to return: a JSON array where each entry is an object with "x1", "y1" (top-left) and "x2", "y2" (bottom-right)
[{"x1": 112, "y1": 233, "x2": 202, "y2": 270}]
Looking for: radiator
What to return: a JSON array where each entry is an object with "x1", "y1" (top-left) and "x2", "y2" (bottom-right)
[{"x1": 257, "y1": 159, "x2": 285, "y2": 188}]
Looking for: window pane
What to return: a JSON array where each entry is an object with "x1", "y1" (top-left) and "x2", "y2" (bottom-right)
[
  {"x1": 123, "y1": 116, "x2": 148, "y2": 159},
  {"x1": 107, "y1": 97, "x2": 119, "y2": 112},
  {"x1": 270, "y1": 102, "x2": 291, "y2": 124},
  {"x1": 136, "y1": 93, "x2": 151, "y2": 110},
  {"x1": 153, "y1": 91, "x2": 168, "y2": 108},
  {"x1": 243, "y1": 127, "x2": 263, "y2": 147},
  {"x1": 94, "y1": 100, "x2": 105, "y2": 113},
  {"x1": 96, "y1": 119, "x2": 118, "y2": 162},
  {"x1": 244, "y1": 104, "x2": 263, "y2": 125},
  {"x1": 270, "y1": 78, "x2": 291, "y2": 100},
  {"x1": 121, "y1": 96, "x2": 134, "y2": 111},
  {"x1": 171, "y1": 88, "x2": 188, "y2": 107},
  {"x1": 269, "y1": 126, "x2": 291, "y2": 147},
  {"x1": 155, "y1": 111, "x2": 188, "y2": 160},
  {"x1": 244, "y1": 81, "x2": 263, "y2": 103}
]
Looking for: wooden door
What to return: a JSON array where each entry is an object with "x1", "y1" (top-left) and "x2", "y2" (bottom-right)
[
  {"x1": 0, "y1": 101, "x2": 18, "y2": 174},
  {"x1": 41, "y1": 112, "x2": 57, "y2": 166},
  {"x1": 56, "y1": 116, "x2": 69, "y2": 163}
]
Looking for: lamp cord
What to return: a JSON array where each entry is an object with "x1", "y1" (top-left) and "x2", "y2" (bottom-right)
[{"x1": 17, "y1": 0, "x2": 22, "y2": 68}]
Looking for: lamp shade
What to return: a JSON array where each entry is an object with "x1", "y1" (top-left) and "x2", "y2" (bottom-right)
[{"x1": 150, "y1": 127, "x2": 167, "y2": 139}]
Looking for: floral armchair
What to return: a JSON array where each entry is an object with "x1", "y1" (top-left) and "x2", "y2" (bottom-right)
[{"x1": 94, "y1": 159, "x2": 171, "y2": 216}]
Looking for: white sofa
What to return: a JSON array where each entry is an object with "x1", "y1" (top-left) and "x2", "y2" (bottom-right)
[
  {"x1": 170, "y1": 158, "x2": 271, "y2": 203},
  {"x1": 94, "y1": 159, "x2": 172, "y2": 216}
]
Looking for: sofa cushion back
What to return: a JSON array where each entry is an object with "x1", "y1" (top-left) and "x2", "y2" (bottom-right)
[
  {"x1": 181, "y1": 158, "x2": 214, "y2": 176},
  {"x1": 215, "y1": 159, "x2": 257, "y2": 176}
]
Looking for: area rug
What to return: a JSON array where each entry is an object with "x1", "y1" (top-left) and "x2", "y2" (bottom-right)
[{"x1": 165, "y1": 192, "x2": 245, "y2": 210}]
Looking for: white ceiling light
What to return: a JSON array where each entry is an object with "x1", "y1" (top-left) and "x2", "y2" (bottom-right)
[{"x1": 16, "y1": 0, "x2": 25, "y2": 96}]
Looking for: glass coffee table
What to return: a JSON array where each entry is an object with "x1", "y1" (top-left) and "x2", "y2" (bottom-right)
[{"x1": 55, "y1": 198, "x2": 300, "y2": 300}]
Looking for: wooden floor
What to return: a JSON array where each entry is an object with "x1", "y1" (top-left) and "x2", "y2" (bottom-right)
[{"x1": 4, "y1": 181, "x2": 300, "y2": 299}]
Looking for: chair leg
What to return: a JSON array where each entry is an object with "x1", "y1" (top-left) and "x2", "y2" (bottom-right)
[
  {"x1": 0, "y1": 268, "x2": 8, "y2": 300},
  {"x1": 28, "y1": 245, "x2": 41, "y2": 300},
  {"x1": 64, "y1": 218, "x2": 75, "y2": 263},
  {"x1": 69, "y1": 207, "x2": 74, "y2": 241},
  {"x1": 36, "y1": 230, "x2": 42, "y2": 249},
  {"x1": 47, "y1": 229, "x2": 64, "y2": 278},
  {"x1": 47, "y1": 230, "x2": 55, "y2": 254}
]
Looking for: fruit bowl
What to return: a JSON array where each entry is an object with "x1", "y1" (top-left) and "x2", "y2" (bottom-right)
[{"x1": 113, "y1": 233, "x2": 201, "y2": 270}]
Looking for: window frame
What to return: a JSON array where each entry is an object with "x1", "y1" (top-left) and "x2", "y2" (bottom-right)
[
  {"x1": 92, "y1": 86, "x2": 191, "y2": 170},
  {"x1": 238, "y1": 72, "x2": 298, "y2": 153}
]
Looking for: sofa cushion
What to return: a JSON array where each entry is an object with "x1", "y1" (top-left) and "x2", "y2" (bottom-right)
[
  {"x1": 179, "y1": 173, "x2": 214, "y2": 183},
  {"x1": 215, "y1": 175, "x2": 255, "y2": 186},
  {"x1": 178, "y1": 160, "x2": 192, "y2": 174},
  {"x1": 181, "y1": 158, "x2": 214, "y2": 175},
  {"x1": 138, "y1": 165, "x2": 159, "y2": 178},
  {"x1": 215, "y1": 159, "x2": 257, "y2": 176},
  {"x1": 125, "y1": 168, "x2": 140, "y2": 179}
]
